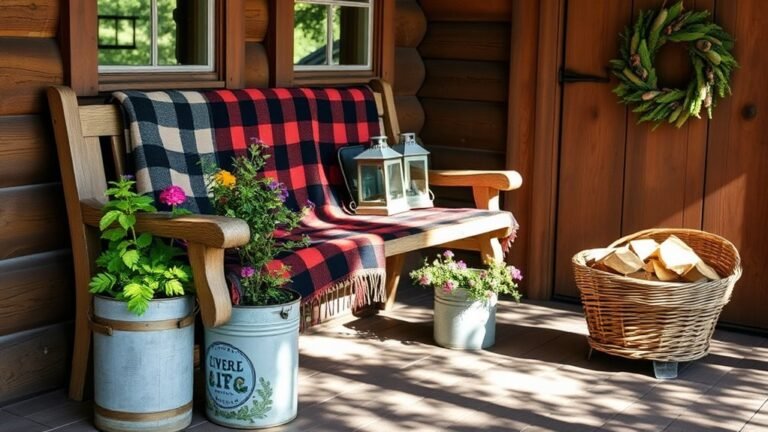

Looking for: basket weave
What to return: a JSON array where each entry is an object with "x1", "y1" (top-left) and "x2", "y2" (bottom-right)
[{"x1": 572, "y1": 228, "x2": 742, "y2": 362}]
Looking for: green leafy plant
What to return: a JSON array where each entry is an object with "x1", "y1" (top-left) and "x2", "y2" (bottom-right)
[
  {"x1": 410, "y1": 250, "x2": 523, "y2": 302},
  {"x1": 89, "y1": 178, "x2": 193, "y2": 315},
  {"x1": 206, "y1": 142, "x2": 311, "y2": 306}
]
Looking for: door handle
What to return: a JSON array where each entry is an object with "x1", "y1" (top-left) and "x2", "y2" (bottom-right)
[{"x1": 559, "y1": 68, "x2": 610, "y2": 84}]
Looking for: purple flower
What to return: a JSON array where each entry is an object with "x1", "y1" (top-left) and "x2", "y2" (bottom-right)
[
  {"x1": 442, "y1": 250, "x2": 454, "y2": 259},
  {"x1": 456, "y1": 260, "x2": 467, "y2": 270},
  {"x1": 267, "y1": 179, "x2": 280, "y2": 191},
  {"x1": 121, "y1": 174, "x2": 135, "y2": 181},
  {"x1": 419, "y1": 275, "x2": 431, "y2": 286},
  {"x1": 508, "y1": 266, "x2": 523, "y2": 281},
  {"x1": 159, "y1": 185, "x2": 186, "y2": 206},
  {"x1": 240, "y1": 266, "x2": 256, "y2": 279},
  {"x1": 442, "y1": 280, "x2": 456, "y2": 294}
]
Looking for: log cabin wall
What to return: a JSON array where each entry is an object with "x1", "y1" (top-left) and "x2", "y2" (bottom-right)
[
  {"x1": 393, "y1": 0, "x2": 426, "y2": 136},
  {"x1": 245, "y1": 0, "x2": 270, "y2": 87},
  {"x1": 0, "y1": 0, "x2": 74, "y2": 405},
  {"x1": 416, "y1": 1, "x2": 511, "y2": 207}
]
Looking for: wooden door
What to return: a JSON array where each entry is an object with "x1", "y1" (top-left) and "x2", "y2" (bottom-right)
[
  {"x1": 704, "y1": 1, "x2": 768, "y2": 329},
  {"x1": 554, "y1": 0, "x2": 711, "y2": 299}
]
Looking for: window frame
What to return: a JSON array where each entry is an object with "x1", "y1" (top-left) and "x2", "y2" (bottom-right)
[
  {"x1": 292, "y1": 0, "x2": 374, "y2": 72},
  {"x1": 64, "y1": 0, "x2": 244, "y2": 96},
  {"x1": 98, "y1": 0, "x2": 217, "y2": 74}
]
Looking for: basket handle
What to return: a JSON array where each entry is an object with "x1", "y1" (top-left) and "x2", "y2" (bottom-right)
[{"x1": 607, "y1": 228, "x2": 708, "y2": 249}]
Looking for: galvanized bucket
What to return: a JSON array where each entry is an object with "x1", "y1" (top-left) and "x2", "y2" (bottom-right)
[
  {"x1": 92, "y1": 295, "x2": 195, "y2": 432},
  {"x1": 204, "y1": 290, "x2": 300, "y2": 429},
  {"x1": 433, "y1": 287, "x2": 497, "y2": 350}
]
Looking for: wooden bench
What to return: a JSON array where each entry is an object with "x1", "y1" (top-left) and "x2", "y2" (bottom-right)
[{"x1": 47, "y1": 79, "x2": 521, "y2": 401}]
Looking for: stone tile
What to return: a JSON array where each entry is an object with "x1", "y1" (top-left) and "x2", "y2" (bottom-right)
[
  {"x1": 0, "y1": 411, "x2": 48, "y2": 432},
  {"x1": 26, "y1": 400, "x2": 92, "y2": 428},
  {"x1": 2, "y1": 390, "x2": 69, "y2": 416}
]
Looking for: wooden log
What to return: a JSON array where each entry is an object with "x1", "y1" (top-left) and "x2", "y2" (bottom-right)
[
  {"x1": 245, "y1": 0, "x2": 268, "y2": 42},
  {"x1": 420, "y1": 98, "x2": 507, "y2": 153},
  {"x1": 0, "y1": 0, "x2": 60, "y2": 38},
  {"x1": 245, "y1": 42, "x2": 270, "y2": 88},
  {"x1": 0, "y1": 250, "x2": 73, "y2": 336},
  {"x1": 0, "y1": 37, "x2": 63, "y2": 115},
  {"x1": 420, "y1": 59, "x2": 508, "y2": 103},
  {"x1": 0, "y1": 183, "x2": 69, "y2": 260},
  {"x1": 0, "y1": 115, "x2": 58, "y2": 188},
  {"x1": 0, "y1": 322, "x2": 70, "y2": 404},
  {"x1": 395, "y1": 0, "x2": 427, "y2": 48},
  {"x1": 394, "y1": 95, "x2": 425, "y2": 135},
  {"x1": 394, "y1": 47, "x2": 425, "y2": 96},
  {"x1": 419, "y1": 22, "x2": 510, "y2": 62},
  {"x1": 418, "y1": 0, "x2": 511, "y2": 22}
]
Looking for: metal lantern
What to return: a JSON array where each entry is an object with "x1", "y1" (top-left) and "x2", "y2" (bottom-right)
[
  {"x1": 353, "y1": 136, "x2": 409, "y2": 215},
  {"x1": 392, "y1": 132, "x2": 433, "y2": 209}
]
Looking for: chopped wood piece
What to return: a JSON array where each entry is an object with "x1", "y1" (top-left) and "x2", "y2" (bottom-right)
[
  {"x1": 658, "y1": 235, "x2": 700, "y2": 275},
  {"x1": 585, "y1": 248, "x2": 615, "y2": 266},
  {"x1": 600, "y1": 246, "x2": 644, "y2": 275},
  {"x1": 652, "y1": 259, "x2": 681, "y2": 282},
  {"x1": 627, "y1": 270, "x2": 658, "y2": 281},
  {"x1": 683, "y1": 260, "x2": 721, "y2": 282},
  {"x1": 629, "y1": 239, "x2": 660, "y2": 261}
]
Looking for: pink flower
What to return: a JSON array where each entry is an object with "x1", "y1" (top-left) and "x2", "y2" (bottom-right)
[
  {"x1": 419, "y1": 275, "x2": 431, "y2": 286},
  {"x1": 442, "y1": 280, "x2": 456, "y2": 294},
  {"x1": 240, "y1": 266, "x2": 256, "y2": 279},
  {"x1": 442, "y1": 250, "x2": 454, "y2": 259},
  {"x1": 456, "y1": 260, "x2": 467, "y2": 270},
  {"x1": 159, "y1": 185, "x2": 186, "y2": 206},
  {"x1": 508, "y1": 266, "x2": 523, "y2": 281}
]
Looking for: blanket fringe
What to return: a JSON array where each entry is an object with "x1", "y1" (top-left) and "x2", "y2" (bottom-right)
[{"x1": 300, "y1": 269, "x2": 386, "y2": 331}]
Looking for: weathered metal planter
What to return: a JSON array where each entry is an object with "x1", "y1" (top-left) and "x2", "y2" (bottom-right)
[
  {"x1": 204, "y1": 290, "x2": 300, "y2": 429},
  {"x1": 433, "y1": 287, "x2": 497, "y2": 350},
  {"x1": 92, "y1": 295, "x2": 195, "y2": 432}
]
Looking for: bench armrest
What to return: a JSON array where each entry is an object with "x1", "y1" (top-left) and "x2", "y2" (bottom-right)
[
  {"x1": 81, "y1": 199, "x2": 249, "y2": 327},
  {"x1": 81, "y1": 199, "x2": 250, "y2": 248},
  {"x1": 429, "y1": 170, "x2": 522, "y2": 211},
  {"x1": 429, "y1": 170, "x2": 523, "y2": 191}
]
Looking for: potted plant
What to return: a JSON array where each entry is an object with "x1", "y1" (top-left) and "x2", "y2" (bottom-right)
[
  {"x1": 410, "y1": 250, "x2": 523, "y2": 350},
  {"x1": 88, "y1": 177, "x2": 195, "y2": 432},
  {"x1": 203, "y1": 143, "x2": 310, "y2": 429}
]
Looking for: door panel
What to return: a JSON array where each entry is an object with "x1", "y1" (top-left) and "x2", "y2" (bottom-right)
[{"x1": 704, "y1": 0, "x2": 768, "y2": 329}]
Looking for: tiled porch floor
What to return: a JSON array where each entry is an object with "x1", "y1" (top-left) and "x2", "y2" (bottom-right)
[{"x1": 2, "y1": 284, "x2": 767, "y2": 431}]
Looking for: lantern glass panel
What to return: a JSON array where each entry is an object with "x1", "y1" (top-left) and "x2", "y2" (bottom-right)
[
  {"x1": 386, "y1": 162, "x2": 404, "y2": 200},
  {"x1": 360, "y1": 164, "x2": 385, "y2": 202},
  {"x1": 406, "y1": 159, "x2": 427, "y2": 197}
]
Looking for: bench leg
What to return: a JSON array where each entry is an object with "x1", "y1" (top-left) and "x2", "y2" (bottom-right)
[
  {"x1": 383, "y1": 254, "x2": 405, "y2": 311},
  {"x1": 479, "y1": 234, "x2": 504, "y2": 264},
  {"x1": 68, "y1": 291, "x2": 91, "y2": 401}
]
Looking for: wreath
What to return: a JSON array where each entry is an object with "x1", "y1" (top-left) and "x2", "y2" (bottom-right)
[{"x1": 610, "y1": 0, "x2": 737, "y2": 129}]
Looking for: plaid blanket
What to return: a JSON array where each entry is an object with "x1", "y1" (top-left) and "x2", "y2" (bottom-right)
[{"x1": 114, "y1": 87, "x2": 518, "y2": 325}]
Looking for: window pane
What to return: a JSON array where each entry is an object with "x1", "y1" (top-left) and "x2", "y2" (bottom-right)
[
  {"x1": 294, "y1": 3, "x2": 329, "y2": 65},
  {"x1": 332, "y1": 5, "x2": 368, "y2": 66},
  {"x1": 158, "y1": 0, "x2": 209, "y2": 66},
  {"x1": 387, "y1": 162, "x2": 404, "y2": 200},
  {"x1": 407, "y1": 159, "x2": 427, "y2": 197},
  {"x1": 360, "y1": 165, "x2": 385, "y2": 203},
  {"x1": 98, "y1": 0, "x2": 151, "y2": 66}
]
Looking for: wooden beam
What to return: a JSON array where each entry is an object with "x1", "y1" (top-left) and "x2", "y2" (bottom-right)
[
  {"x1": 225, "y1": 0, "x2": 246, "y2": 89},
  {"x1": 267, "y1": 0, "x2": 294, "y2": 86},
  {"x1": 62, "y1": 0, "x2": 98, "y2": 96}
]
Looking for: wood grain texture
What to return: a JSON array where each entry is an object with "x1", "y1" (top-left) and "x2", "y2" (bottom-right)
[
  {"x1": 420, "y1": 59, "x2": 508, "y2": 103},
  {"x1": 0, "y1": 323, "x2": 70, "y2": 405},
  {"x1": 505, "y1": 0, "x2": 540, "y2": 298},
  {"x1": 0, "y1": 115, "x2": 57, "y2": 188},
  {"x1": 0, "y1": 251, "x2": 73, "y2": 336},
  {"x1": 621, "y1": 0, "x2": 710, "y2": 235},
  {"x1": 418, "y1": 0, "x2": 511, "y2": 22},
  {"x1": 429, "y1": 146, "x2": 505, "y2": 171},
  {"x1": 420, "y1": 98, "x2": 507, "y2": 153},
  {"x1": 245, "y1": 0, "x2": 268, "y2": 42},
  {"x1": 62, "y1": 0, "x2": 97, "y2": 96},
  {"x1": 395, "y1": 0, "x2": 427, "y2": 48},
  {"x1": 225, "y1": 0, "x2": 246, "y2": 89},
  {"x1": 394, "y1": 47, "x2": 425, "y2": 96},
  {"x1": 245, "y1": 42, "x2": 270, "y2": 88},
  {"x1": 0, "y1": 0, "x2": 60, "y2": 38},
  {"x1": 704, "y1": 0, "x2": 768, "y2": 329},
  {"x1": 552, "y1": 0, "x2": 631, "y2": 299},
  {"x1": 0, "y1": 37, "x2": 63, "y2": 115},
  {"x1": 0, "y1": 184, "x2": 68, "y2": 260},
  {"x1": 382, "y1": 254, "x2": 405, "y2": 310},
  {"x1": 430, "y1": 170, "x2": 522, "y2": 191},
  {"x1": 393, "y1": 95, "x2": 425, "y2": 134},
  {"x1": 419, "y1": 22, "x2": 510, "y2": 62}
]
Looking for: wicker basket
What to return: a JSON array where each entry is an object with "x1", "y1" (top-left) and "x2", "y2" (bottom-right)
[{"x1": 572, "y1": 228, "x2": 742, "y2": 362}]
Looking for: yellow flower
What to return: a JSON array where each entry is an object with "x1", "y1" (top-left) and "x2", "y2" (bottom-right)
[{"x1": 214, "y1": 170, "x2": 236, "y2": 188}]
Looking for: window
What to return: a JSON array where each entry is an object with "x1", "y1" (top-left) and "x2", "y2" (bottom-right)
[
  {"x1": 97, "y1": 0, "x2": 214, "y2": 73},
  {"x1": 293, "y1": 0, "x2": 372, "y2": 71}
]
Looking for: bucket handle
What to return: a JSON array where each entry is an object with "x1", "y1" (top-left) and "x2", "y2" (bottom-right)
[
  {"x1": 280, "y1": 306, "x2": 292, "y2": 320},
  {"x1": 89, "y1": 304, "x2": 199, "y2": 336}
]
